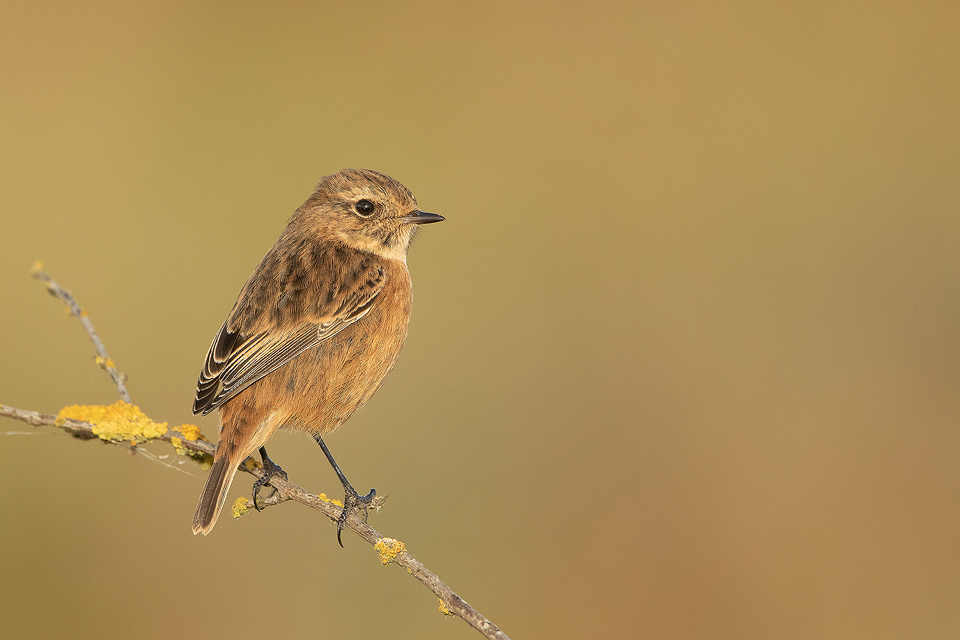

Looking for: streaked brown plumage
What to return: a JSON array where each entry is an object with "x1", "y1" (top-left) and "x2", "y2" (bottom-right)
[{"x1": 192, "y1": 168, "x2": 443, "y2": 537}]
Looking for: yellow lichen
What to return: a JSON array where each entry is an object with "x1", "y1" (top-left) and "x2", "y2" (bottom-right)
[
  {"x1": 374, "y1": 537, "x2": 406, "y2": 565},
  {"x1": 438, "y1": 599, "x2": 454, "y2": 616},
  {"x1": 94, "y1": 356, "x2": 114, "y2": 369},
  {"x1": 30, "y1": 260, "x2": 45, "y2": 275},
  {"x1": 317, "y1": 493, "x2": 343, "y2": 506},
  {"x1": 232, "y1": 497, "x2": 251, "y2": 519},
  {"x1": 177, "y1": 423, "x2": 203, "y2": 441},
  {"x1": 169, "y1": 424, "x2": 212, "y2": 467},
  {"x1": 57, "y1": 401, "x2": 168, "y2": 445},
  {"x1": 170, "y1": 436, "x2": 199, "y2": 460}
]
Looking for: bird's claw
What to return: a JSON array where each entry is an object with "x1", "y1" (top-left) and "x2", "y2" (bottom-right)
[
  {"x1": 336, "y1": 485, "x2": 376, "y2": 547},
  {"x1": 251, "y1": 456, "x2": 288, "y2": 511}
]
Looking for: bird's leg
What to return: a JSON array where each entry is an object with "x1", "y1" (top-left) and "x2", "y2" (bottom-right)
[
  {"x1": 251, "y1": 446, "x2": 288, "y2": 511},
  {"x1": 312, "y1": 434, "x2": 375, "y2": 547}
]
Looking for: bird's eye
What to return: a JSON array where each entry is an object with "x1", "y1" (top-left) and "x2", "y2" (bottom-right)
[{"x1": 355, "y1": 199, "x2": 376, "y2": 217}]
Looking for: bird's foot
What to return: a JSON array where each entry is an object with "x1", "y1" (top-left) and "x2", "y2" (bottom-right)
[
  {"x1": 336, "y1": 484, "x2": 376, "y2": 547},
  {"x1": 251, "y1": 450, "x2": 288, "y2": 511}
]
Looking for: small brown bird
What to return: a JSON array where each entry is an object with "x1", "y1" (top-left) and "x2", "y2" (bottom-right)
[{"x1": 191, "y1": 168, "x2": 443, "y2": 541}]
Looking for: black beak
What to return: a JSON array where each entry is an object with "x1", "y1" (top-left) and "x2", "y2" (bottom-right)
[{"x1": 400, "y1": 210, "x2": 445, "y2": 225}]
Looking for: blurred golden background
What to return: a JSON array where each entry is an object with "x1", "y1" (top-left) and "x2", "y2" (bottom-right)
[{"x1": 2, "y1": 1, "x2": 959, "y2": 638}]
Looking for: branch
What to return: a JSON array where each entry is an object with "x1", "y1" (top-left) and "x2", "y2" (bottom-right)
[
  {"x1": 30, "y1": 262, "x2": 132, "y2": 403},
  {"x1": 3, "y1": 265, "x2": 511, "y2": 640},
  {"x1": 1, "y1": 403, "x2": 509, "y2": 639}
]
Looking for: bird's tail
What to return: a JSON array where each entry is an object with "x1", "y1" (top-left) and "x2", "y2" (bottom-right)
[{"x1": 192, "y1": 452, "x2": 239, "y2": 535}]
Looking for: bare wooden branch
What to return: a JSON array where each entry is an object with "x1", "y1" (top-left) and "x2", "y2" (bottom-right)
[{"x1": 30, "y1": 263, "x2": 132, "y2": 402}]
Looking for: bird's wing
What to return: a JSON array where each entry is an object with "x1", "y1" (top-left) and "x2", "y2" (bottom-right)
[{"x1": 193, "y1": 247, "x2": 386, "y2": 416}]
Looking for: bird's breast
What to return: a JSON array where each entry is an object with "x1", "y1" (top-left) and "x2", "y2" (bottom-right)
[{"x1": 275, "y1": 260, "x2": 413, "y2": 434}]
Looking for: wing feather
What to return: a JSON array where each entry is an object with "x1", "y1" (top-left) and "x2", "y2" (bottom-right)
[{"x1": 193, "y1": 243, "x2": 385, "y2": 416}]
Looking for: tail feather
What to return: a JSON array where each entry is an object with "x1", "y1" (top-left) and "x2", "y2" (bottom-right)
[{"x1": 192, "y1": 454, "x2": 239, "y2": 535}]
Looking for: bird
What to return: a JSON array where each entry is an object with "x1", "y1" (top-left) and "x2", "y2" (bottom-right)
[{"x1": 191, "y1": 168, "x2": 443, "y2": 542}]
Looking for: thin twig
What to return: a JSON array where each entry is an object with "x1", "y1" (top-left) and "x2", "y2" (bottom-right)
[
  {"x1": 0, "y1": 403, "x2": 511, "y2": 640},
  {"x1": 30, "y1": 262, "x2": 132, "y2": 402}
]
